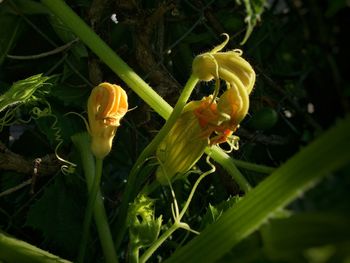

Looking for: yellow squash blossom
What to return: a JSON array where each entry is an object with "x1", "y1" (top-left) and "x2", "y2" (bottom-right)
[
  {"x1": 87, "y1": 82, "x2": 128, "y2": 158},
  {"x1": 156, "y1": 34, "x2": 255, "y2": 184}
]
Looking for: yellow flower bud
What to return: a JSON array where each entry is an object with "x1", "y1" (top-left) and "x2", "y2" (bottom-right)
[
  {"x1": 156, "y1": 35, "x2": 256, "y2": 184},
  {"x1": 192, "y1": 34, "x2": 255, "y2": 131},
  {"x1": 192, "y1": 34, "x2": 255, "y2": 95},
  {"x1": 87, "y1": 82, "x2": 128, "y2": 158}
]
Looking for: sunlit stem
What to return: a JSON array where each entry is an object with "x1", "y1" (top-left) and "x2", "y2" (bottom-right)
[
  {"x1": 139, "y1": 220, "x2": 194, "y2": 263},
  {"x1": 71, "y1": 133, "x2": 118, "y2": 263},
  {"x1": 129, "y1": 245, "x2": 140, "y2": 263},
  {"x1": 208, "y1": 146, "x2": 252, "y2": 192},
  {"x1": 178, "y1": 156, "x2": 216, "y2": 220},
  {"x1": 113, "y1": 75, "x2": 199, "y2": 250},
  {"x1": 78, "y1": 157, "x2": 103, "y2": 263},
  {"x1": 41, "y1": 0, "x2": 172, "y2": 119},
  {"x1": 140, "y1": 156, "x2": 215, "y2": 263}
]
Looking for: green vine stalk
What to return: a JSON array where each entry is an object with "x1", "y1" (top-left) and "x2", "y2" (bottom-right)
[
  {"x1": 71, "y1": 133, "x2": 118, "y2": 263},
  {"x1": 164, "y1": 116, "x2": 350, "y2": 263}
]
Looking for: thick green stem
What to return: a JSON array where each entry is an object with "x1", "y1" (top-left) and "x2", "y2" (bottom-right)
[
  {"x1": 232, "y1": 159, "x2": 275, "y2": 174},
  {"x1": 139, "y1": 223, "x2": 180, "y2": 263},
  {"x1": 164, "y1": 117, "x2": 350, "y2": 263},
  {"x1": 93, "y1": 192, "x2": 119, "y2": 263},
  {"x1": 129, "y1": 245, "x2": 140, "y2": 263},
  {"x1": 208, "y1": 146, "x2": 252, "y2": 192},
  {"x1": 113, "y1": 74, "x2": 199, "y2": 250},
  {"x1": 41, "y1": 0, "x2": 172, "y2": 119},
  {"x1": 77, "y1": 158, "x2": 104, "y2": 263},
  {"x1": 71, "y1": 133, "x2": 118, "y2": 263}
]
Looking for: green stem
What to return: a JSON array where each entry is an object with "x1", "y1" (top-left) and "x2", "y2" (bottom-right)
[
  {"x1": 41, "y1": 0, "x2": 172, "y2": 119},
  {"x1": 208, "y1": 146, "x2": 252, "y2": 192},
  {"x1": 139, "y1": 223, "x2": 180, "y2": 263},
  {"x1": 94, "y1": 191, "x2": 119, "y2": 263},
  {"x1": 178, "y1": 161, "x2": 215, "y2": 220},
  {"x1": 129, "y1": 245, "x2": 140, "y2": 263},
  {"x1": 71, "y1": 133, "x2": 118, "y2": 263},
  {"x1": 113, "y1": 75, "x2": 199, "y2": 250},
  {"x1": 140, "y1": 157, "x2": 215, "y2": 262},
  {"x1": 77, "y1": 158, "x2": 104, "y2": 263},
  {"x1": 232, "y1": 159, "x2": 275, "y2": 174}
]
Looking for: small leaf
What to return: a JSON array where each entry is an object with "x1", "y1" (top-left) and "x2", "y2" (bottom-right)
[
  {"x1": 200, "y1": 196, "x2": 241, "y2": 229},
  {"x1": 240, "y1": 0, "x2": 267, "y2": 44},
  {"x1": 128, "y1": 194, "x2": 163, "y2": 248},
  {"x1": 0, "y1": 74, "x2": 50, "y2": 112}
]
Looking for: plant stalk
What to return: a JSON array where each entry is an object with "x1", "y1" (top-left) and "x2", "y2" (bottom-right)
[
  {"x1": 164, "y1": 117, "x2": 350, "y2": 263},
  {"x1": 41, "y1": 0, "x2": 172, "y2": 119},
  {"x1": 139, "y1": 223, "x2": 179, "y2": 263},
  {"x1": 113, "y1": 74, "x2": 199, "y2": 250},
  {"x1": 77, "y1": 157, "x2": 104, "y2": 262},
  {"x1": 208, "y1": 146, "x2": 252, "y2": 192},
  {"x1": 71, "y1": 133, "x2": 118, "y2": 263}
]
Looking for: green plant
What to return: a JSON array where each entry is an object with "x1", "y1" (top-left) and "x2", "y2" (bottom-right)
[{"x1": 1, "y1": 0, "x2": 349, "y2": 263}]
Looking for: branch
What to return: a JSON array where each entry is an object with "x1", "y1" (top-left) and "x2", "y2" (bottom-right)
[{"x1": 0, "y1": 141, "x2": 61, "y2": 197}]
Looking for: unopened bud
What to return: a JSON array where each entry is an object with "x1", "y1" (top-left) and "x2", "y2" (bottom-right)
[{"x1": 87, "y1": 82, "x2": 128, "y2": 158}]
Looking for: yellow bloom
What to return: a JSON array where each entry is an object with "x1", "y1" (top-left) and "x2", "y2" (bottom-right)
[
  {"x1": 87, "y1": 82, "x2": 128, "y2": 158},
  {"x1": 192, "y1": 34, "x2": 255, "y2": 122},
  {"x1": 156, "y1": 34, "x2": 256, "y2": 184}
]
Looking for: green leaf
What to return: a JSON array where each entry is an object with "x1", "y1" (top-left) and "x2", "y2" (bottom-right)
[
  {"x1": 128, "y1": 194, "x2": 162, "y2": 248},
  {"x1": 0, "y1": 74, "x2": 50, "y2": 112},
  {"x1": 200, "y1": 196, "x2": 241, "y2": 229},
  {"x1": 0, "y1": 231, "x2": 71, "y2": 263},
  {"x1": 50, "y1": 83, "x2": 89, "y2": 107},
  {"x1": 164, "y1": 116, "x2": 350, "y2": 263},
  {"x1": 26, "y1": 175, "x2": 85, "y2": 258}
]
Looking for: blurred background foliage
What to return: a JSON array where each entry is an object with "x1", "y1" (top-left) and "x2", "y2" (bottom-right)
[{"x1": 0, "y1": 0, "x2": 349, "y2": 262}]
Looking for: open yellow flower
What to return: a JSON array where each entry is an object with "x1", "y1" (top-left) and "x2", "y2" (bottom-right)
[
  {"x1": 87, "y1": 82, "x2": 128, "y2": 158},
  {"x1": 192, "y1": 34, "x2": 255, "y2": 123},
  {"x1": 156, "y1": 34, "x2": 255, "y2": 184}
]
